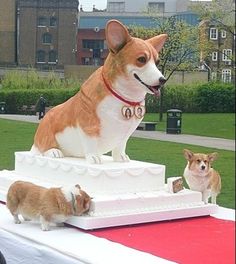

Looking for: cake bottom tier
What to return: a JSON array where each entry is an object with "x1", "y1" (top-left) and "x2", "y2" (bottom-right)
[{"x1": 0, "y1": 170, "x2": 218, "y2": 229}]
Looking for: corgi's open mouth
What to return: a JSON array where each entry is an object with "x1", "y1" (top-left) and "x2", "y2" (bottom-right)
[{"x1": 134, "y1": 74, "x2": 161, "y2": 96}]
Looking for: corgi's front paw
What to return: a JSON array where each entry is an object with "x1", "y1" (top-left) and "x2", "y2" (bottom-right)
[
  {"x1": 113, "y1": 153, "x2": 130, "y2": 162},
  {"x1": 40, "y1": 216, "x2": 50, "y2": 231},
  {"x1": 85, "y1": 154, "x2": 102, "y2": 164},
  {"x1": 14, "y1": 215, "x2": 21, "y2": 224},
  {"x1": 44, "y1": 148, "x2": 64, "y2": 158}
]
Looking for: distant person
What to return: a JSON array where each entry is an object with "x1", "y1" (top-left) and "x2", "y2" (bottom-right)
[
  {"x1": 37, "y1": 95, "x2": 46, "y2": 120},
  {"x1": 0, "y1": 251, "x2": 6, "y2": 264}
]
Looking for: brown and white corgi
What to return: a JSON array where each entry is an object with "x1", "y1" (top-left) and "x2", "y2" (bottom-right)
[
  {"x1": 6, "y1": 181, "x2": 91, "y2": 231},
  {"x1": 183, "y1": 149, "x2": 221, "y2": 204},
  {"x1": 31, "y1": 19, "x2": 167, "y2": 163}
]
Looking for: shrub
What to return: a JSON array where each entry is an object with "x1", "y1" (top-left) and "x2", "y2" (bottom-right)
[
  {"x1": 195, "y1": 82, "x2": 235, "y2": 113},
  {"x1": 0, "y1": 76, "x2": 234, "y2": 114},
  {"x1": 0, "y1": 88, "x2": 79, "y2": 114},
  {"x1": 145, "y1": 82, "x2": 235, "y2": 113}
]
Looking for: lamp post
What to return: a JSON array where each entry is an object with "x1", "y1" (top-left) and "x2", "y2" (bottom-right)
[{"x1": 201, "y1": 60, "x2": 212, "y2": 82}]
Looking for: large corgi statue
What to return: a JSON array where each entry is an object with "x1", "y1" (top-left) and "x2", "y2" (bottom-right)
[{"x1": 31, "y1": 20, "x2": 167, "y2": 164}]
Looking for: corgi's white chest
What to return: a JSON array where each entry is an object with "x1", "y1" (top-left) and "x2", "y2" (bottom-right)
[
  {"x1": 55, "y1": 95, "x2": 143, "y2": 157},
  {"x1": 97, "y1": 96, "x2": 143, "y2": 148},
  {"x1": 184, "y1": 167, "x2": 210, "y2": 192}
]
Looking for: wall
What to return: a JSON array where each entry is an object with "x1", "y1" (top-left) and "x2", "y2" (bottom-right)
[
  {"x1": 0, "y1": 0, "x2": 16, "y2": 65},
  {"x1": 64, "y1": 65, "x2": 208, "y2": 84}
]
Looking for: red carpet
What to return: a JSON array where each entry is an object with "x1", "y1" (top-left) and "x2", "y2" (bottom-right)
[{"x1": 88, "y1": 216, "x2": 235, "y2": 264}]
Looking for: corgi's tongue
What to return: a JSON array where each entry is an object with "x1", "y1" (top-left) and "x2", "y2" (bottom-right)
[
  {"x1": 134, "y1": 74, "x2": 161, "y2": 97},
  {"x1": 147, "y1": 85, "x2": 161, "y2": 97}
]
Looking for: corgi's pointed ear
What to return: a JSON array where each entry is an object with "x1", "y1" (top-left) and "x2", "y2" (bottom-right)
[
  {"x1": 208, "y1": 152, "x2": 218, "y2": 162},
  {"x1": 183, "y1": 149, "x2": 193, "y2": 161},
  {"x1": 105, "y1": 20, "x2": 131, "y2": 53},
  {"x1": 147, "y1": 34, "x2": 168, "y2": 53}
]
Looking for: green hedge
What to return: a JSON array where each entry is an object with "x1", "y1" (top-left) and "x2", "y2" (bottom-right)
[
  {"x1": 0, "y1": 82, "x2": 234, "y2": 114},
  {"x1": 0, "y1": 88, "x2": 79, "y2": 114},
  {"x1": 146, "y1": 82, "x2": 235, "y2": 113}
]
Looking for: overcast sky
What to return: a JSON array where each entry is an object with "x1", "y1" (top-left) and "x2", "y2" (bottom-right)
[{"x1": 79, "y1": 0, "x2": 107, "y2": 11}]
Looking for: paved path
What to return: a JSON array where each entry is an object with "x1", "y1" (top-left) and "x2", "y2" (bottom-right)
[{"x1": 0, "y1": 114, "x2": 234, "y2": 151}]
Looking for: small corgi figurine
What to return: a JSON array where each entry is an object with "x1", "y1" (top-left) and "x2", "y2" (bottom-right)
[
  {"x1": 183, "y1": 149, "x2": 221, "y2": 204},
  {"x1": 7, "y1": 181, "x2": 91, "y2": 231}
]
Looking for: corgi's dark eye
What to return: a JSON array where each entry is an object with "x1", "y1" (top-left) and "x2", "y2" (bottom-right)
[
  {"x1": 197, "y1": 159, "x2": 201, "y2": 163},
  {"x1": 204, "y1": 160, "x2": 208, "y2": 163},
  {"x1": 137, "y1": 56, "x2": 146, "y2": 64},
  {"x1": 155, "y1": 59, "x2": 160, "y2": 66}
]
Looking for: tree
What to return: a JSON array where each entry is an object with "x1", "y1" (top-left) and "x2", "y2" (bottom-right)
[
  {"x1": 129, "y1": 15, "x2": 210, "y2": 121},
  {"x1": 191, "y1": 0, "x2": 235, "y2": 34}
]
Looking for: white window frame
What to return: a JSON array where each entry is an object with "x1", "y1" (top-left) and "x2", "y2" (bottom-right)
[
  {"x1": 221, "y1": 30, "x2": 226, "y2": 38},
  {"x1": 222, "y1": 49, "x2": 232, "y2": 61},
  {"x1": 212, "y1": 51, "x2": 218, "y2": 61},
  {"x1": 221, "y1": 69, "x2": 231, "y2": 83},
  {"x1": 211, "y1": 72, "x2": 217, "y2": 81},
  {"x1": 210, "y1": 28, "x2": 218, "y2": 40},
  {"x1": 107, "y1": 2, "x2": 125, "y2": 12}
]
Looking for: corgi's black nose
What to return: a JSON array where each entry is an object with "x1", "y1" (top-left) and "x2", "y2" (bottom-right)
[
  {"x1": 159, "y1": 77, "x2": 166, "y2": 85},
  {"x1": 201, "y1": 165, "x2": 206, "y2": 170}
]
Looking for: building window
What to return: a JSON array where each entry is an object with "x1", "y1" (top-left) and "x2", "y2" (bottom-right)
[
  {"x1": 42, "y1": 33, "x2": 52, "y2": 44},
  {"x1": 222, "y1": 69, "x2": 231, "y2": 83},
  {"x1": 36, "y1": 50, "x2": 46, "y2": 63},
  {"x1": 148, "y1": 2, "x2": 165, "y2": 13},
  {"x1": 82, "y1": 40, "x2": 104, "y2": 49},
  {"x1": 82, "y1": 57, "x2": 91, "y2": 65},
  {"x1": 211, "y1": 72, "x2": 217, "y2": 81},
  {"x1": 222, "y1": 49, "x2": 232, "y2": 62},
  {"x1": 38, "y1": 17, "x2": 47, "y2": 27},
  {"x1": 50, "y1": 17, "x2": 57, "y2": 27},
  {"x1": 221, "y1": 30, "x2": 226, "y2": 38},
  {"x1": 48, "y1": 50, "x2": 57, "y2": 63},
  {"x1": 107, "y1": 2, "x2": 125, "y2": 12},
  {"x1": 210, "y1": 28, "x2": 218, "y2": 40},
  {"x1": 212, "y1": 51, "x2": 218, "y2": 61}
]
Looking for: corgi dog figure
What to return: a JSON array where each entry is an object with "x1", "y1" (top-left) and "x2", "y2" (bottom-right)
[
  {"x1": 183, "y1": 149, "x2": 221, "y2": 204},
  {"x1": 31, "y1": 20, "x2": 168, "y2": 163},
  {"x1": 7, "y1": 181, "x2": 91, "y2": 231}
]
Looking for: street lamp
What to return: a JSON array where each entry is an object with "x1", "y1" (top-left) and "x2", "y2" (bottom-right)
[{"x1": 200, "y1": 60, "x2": 212, "y2": 82}]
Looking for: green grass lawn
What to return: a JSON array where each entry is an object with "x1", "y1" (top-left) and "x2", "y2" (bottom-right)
[
  {"x1": 0, "y1": 117, "x2": 235, "y2": 209},
  {"x1": 144, "y1": 113, "x2": 235, "y2": 139}
]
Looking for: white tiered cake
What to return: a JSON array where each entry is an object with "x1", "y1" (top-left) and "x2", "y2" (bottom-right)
[{"x1": 0, "y1": 151, "x2": 218, "y2": 229}]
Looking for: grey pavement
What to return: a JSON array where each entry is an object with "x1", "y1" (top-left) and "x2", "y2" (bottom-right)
[{"x1": 0, "y1": 114, "x2": 235, "y2": 151}]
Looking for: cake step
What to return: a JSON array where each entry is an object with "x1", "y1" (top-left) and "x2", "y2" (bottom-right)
[
  {"x1": 0, "y1": 170, "x2": 218, "y2": 230},
  {"x1": 66, "y1": 203, "x2": 218, "y2": 230},
  {"x1": 14, "y1": 152, "x2": 166, "y2": 196}
]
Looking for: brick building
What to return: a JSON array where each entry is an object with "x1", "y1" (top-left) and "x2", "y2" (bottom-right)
[
  {"x1": 199, "y1": 20, "x2": 235, "y2": 83},
  {"x1": 77, "y1": 11, "x2": 199, "y2": 66},
  {"x1": 0, "y1": 0, "x2": 78, "y2": 69},
  {"x1": 0, "y1": 0, "x2": 16, "y2": 65}
]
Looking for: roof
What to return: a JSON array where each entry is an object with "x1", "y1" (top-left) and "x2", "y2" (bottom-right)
[{"x1": 78, "y1": 12, "x2": 199, "y2": 29}]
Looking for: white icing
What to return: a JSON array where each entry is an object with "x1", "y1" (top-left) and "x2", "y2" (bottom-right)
[
  {"x1": 88, "y1": 189, "x2": 203, "y2": 217},
  {"x1": 0, "y1": 152, "x2": 217, "y2": 229},
  {"x1": 14, "y1": 152, "x2": 165, "y2": 196}
]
